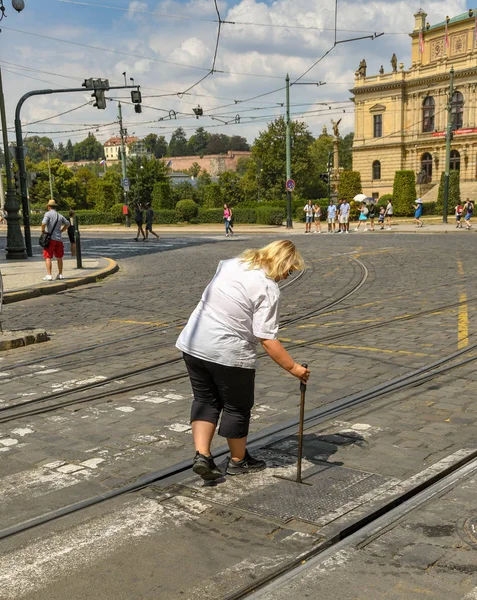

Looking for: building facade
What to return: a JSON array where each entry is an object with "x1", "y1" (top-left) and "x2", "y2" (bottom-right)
[
  {"x1": 351, "y1": 9, "x2": 477, "y2": 198},
  {"x1": 104, "y1": 136, "x2": 139, "y2": 162}
]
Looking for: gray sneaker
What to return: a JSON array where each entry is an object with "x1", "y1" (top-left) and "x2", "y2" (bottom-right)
[
  {"x1": 192, "y1": 452, "x2": 223, "y2": 481},
  {"x1": 226, "y1": 451, "x2": 266, "y2": 476}
]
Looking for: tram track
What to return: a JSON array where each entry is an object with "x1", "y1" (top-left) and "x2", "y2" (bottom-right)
[{"x1": 1, "y1": 338, "x2": 477, "y2": 543}]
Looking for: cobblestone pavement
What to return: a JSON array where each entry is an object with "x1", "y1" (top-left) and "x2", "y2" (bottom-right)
[{"x1": 1, "y1": 231, "x2": 477, "y2": 598}]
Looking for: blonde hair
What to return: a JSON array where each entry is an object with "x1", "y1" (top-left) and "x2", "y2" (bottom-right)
[{"x1": 240, "y1": 240, "x2": 305, "y2": 280}]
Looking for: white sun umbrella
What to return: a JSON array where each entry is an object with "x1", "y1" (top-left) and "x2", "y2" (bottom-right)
[{"x1": 353, "y1": 193, "x2": 368, "y2": 202}]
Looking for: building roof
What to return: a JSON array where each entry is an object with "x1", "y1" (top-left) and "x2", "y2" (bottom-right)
[
  {"x1": 429, "y1": 10, "x2": 476, "y2": 31},
  {"x1": 104, "y1": 136, "x2": 138, "y2": 146}
]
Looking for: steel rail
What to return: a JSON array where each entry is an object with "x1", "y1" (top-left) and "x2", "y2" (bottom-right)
[{"x1": 1, "y1": 339, "x2": 476, "y2": 541}]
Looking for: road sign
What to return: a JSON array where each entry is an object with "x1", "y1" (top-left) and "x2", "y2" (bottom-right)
[
  {"x1": 286, "y1": 179, "x2": 295, "y2": 192},
  {"x1": 122, "y1": 177, "x2": 130, "y2": 192}
]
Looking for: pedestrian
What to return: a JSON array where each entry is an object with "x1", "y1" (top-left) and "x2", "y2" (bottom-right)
[
  {"x1": 0, "y1": 207, "x2": 6, "y2": 225},
  {"x1": 413, "y1": 198, "x2": 423, "y2": 227},
  {"x1": 224, "y1": 203, "x2": 233, "y2": 237},
  {"x1": 327, "y1": 200, "x2": 337, "y2": 233},
  {"x1": 176, "y1": 240, "x2": 310, "y2": 481},
  {"x1": 134, "y1": 203, "x2": 145, "y2": 241},
  {"x1": 144, "y1": 203, "x2": 159, "y2": 241},
  {"x1": 303, "y1": 200, "x2": 313, "y2": 233},
  {"x1": 68, "y1": 210, "x2": 76, "y2": 257},
  {"x1": 340, "y1": 198, "x2": 351, "y2": 233},
  {"x1": 384, "y1": 198, "x2": 393, "y2": 230},
  {"x1": 336, "y1": 200, "x2": 343, "y2": 233},
  {"x1": 313, "y1": 202, "x2": 322, "y2": 233},
  {"x1": 354, "y1": 203, "x2": 369, "y2": 231},
  {"x1": 464, "y1": 198, "x2": 474, "y2": 230},
  {"x1": 368, "y1": 201, "x2": 376, "y2": 231},
  {"x1": 455, "y1": 201, "x2": 463, "y2": 228},
  {"x1": 378, "y1": 206, "x2": 386, "y2": 229},
  {"x1": 41, "y1": 199, "x2": 69, "y2": 281},
  {"x1": 228, "y1": 206, "x2": 235, "y2": 235}
]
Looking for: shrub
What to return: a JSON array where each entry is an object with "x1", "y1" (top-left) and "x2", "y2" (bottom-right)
[
  {"x1": 197, "y1": 208, "x2": 224, "y2": 223},
  {"x1": 152, "y1": 182, "x2": 174, "y2": 210},
  {"x1": 338, "y1": 171, "x2": 362, "y2": 202},
  {"x1": 154, "y1": 209, "x2": 178, "y2": 224},
  {"x1": 175, "y1": 199, "x2": 198, "y2": 221},
  {"x1": 256, "y1": 206, "x2": 285, "y2": 226},
  {"x1": 30, "y1": 210, "x2": 115, "y2": 226},
  {"x1": 233, "y1": 207, "x2": 257, "y2": 223},
  {"x1": 436, "y1": 170, "x2": 460, "y2": 215},
  {"x1": 110, "y1": 203, "x2": 125, "y2": 222},
  {"x1": 392, "y1": 171, "x2": 415, "y2": 216},
  {"x1": 422, "y1": 201, "x2": 437, "y2": 215}
]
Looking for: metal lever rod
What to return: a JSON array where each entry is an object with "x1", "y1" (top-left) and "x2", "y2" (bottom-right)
[{"x1": 296, "y1": 362, "x2": 308, "y2": 484}]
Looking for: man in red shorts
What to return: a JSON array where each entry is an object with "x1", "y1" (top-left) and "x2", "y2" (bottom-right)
[{"x1": 41, "y1": 199, "x2": 69, "y2": 281}]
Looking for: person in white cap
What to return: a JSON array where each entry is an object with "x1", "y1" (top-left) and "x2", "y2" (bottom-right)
[
  {"x1": 41, "y1": 199, "x2": 69, "y2": 281},
  {"x1": 413, "y1": 198, "x2": 423, "y2": 228}
]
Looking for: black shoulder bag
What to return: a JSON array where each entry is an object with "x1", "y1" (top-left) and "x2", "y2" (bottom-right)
[{"x1": 39, "y1": 214, "x2": 59, "y2": 249}]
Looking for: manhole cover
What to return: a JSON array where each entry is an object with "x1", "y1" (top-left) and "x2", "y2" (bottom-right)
[
  {"x1": 233, "y1": 464, "x2": 388, "y2": 525},
  {"x1": 458, "y1": 517, "x2": 477, "y2": 549}
]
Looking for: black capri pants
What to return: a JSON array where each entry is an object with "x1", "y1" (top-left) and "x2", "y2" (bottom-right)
[{"x1": 182, "y1": 352, "x2": 255, "y2": 439}]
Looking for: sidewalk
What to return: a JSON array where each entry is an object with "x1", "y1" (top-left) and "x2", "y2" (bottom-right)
[
  {"x1": 0, "y1": 255, "x2": 118, "y2": 304},
  {"x1": 24, "y1": 219, "x2": 474, "y2": 235}
]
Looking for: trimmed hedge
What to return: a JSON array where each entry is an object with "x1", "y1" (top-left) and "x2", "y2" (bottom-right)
[
  {"x1": 233, "y1": 207, "x2": 257, "y2": 224},
  {"x1": 154, "y1": 209, "x2": 178, "y2": 224},
  {"x1": 256, "y1": 206, "x2": 285, "y2": 226},
  {"x1": 338, "y1": 171, "x2": 362, "y2": 202},
  {"x1": 437, "y1": 170, "x2": 460, "y2": 215},
  {"x1": 392, "y1": 171, "x2": 415, "y2": 216},
  {"x1": 197, "y1": 208, "x2": 224, "y2": 223},
  {"x1": 29, "y1": 210, "x2": 116, "y2": 226}
]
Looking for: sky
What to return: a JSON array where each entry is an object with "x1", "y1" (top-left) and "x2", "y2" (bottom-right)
[{"x1": 0, "y1": 0, "x2": 471, "y2": 148}]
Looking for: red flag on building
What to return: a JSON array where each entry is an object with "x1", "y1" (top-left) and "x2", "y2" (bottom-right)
[{"x1": 419, "y1": 28, "x2": 425, "y2": 56}]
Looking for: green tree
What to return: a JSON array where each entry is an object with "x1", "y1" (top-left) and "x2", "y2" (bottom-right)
[
  {"x1": 229, "y1": 136, "x2": 250, "y2": 151},
  {"x1": 309, "y1": 134, "x2": 334, "y2": 198},
  {"x1": 152, "y1": 181, "x2": 174, "y2": 209},
  {"x1": 29, "y1": 158, "x2": 87, "y2": 209},
  {"x1": 65, "y1": 139, "x2": 74, "y2": 161},
  {"x1": 241, "y1": 117, "x2": 314, "y2": 202},
  {"x1": 338, "y1": 171, "x2": 362, "y2": 202},
  {"x1": 187, "y1": 127, "x2": 209, "y2": 156},
  {"x1": 128, "y1": 156, "x2": 170, "y2": 206},
  {"x1": 154, "y1": 136, "x2": 168, "y2": 158},
  {"x1": 168, "y1": 127, "x2": 188, "y2": 157},
  {"x1": 437, "y1": 170, "x2": 460, "y2": 215},
  {"x1": 173, "y1": 181, "x2": 197, "y2": 203},
  {"x1": 24, "y1": 136, "x2": 55, "y2": 163},
  {"x1": 186, "y1": 162, "x2": 201, "y2": 178},
  {"x1": 87, "y1": 171, "x2": 122, "y2": 211},
  {"x1": 218, "y1": 171, "x2": 243, "y2": 205},
  {"x1": 392, "y1": 170, "x2": 416, "y2": 216},
  {"x1": 144, "y1": 133, "x2": 158, "y2": 154},
  {"x1": 340, "y1": 133, "x2": 354, "y2": 170},
  {"x1": 72, "y1": 133, "x2": 104, "y2": 161},
  {"x1": 205, "y1": 134, "x2": 230, "y2": 155},
  {"x1": 197, "y1": 169, "x2": 212, "y2": 188},
  {"x1": 203, "y1": 183, "x2": 223, "y2": 208}
]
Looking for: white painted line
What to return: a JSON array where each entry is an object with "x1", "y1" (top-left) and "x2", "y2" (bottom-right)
[{"x1": 0, "y1": 497, "x2": 208, "y2": 599}]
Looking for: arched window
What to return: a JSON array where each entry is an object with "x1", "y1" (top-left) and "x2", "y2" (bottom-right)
[
  {"x1": 372, "y1": 160, "x2": 381, "y2": 180},
  {"x1": 421, "y1": 152, "x2": 432, "y2": 179},
  {"x1": 422, "y1": 97, "x2": 435, "y2": 133},
  {"x1": 451, "y1": 92, "x2": 464, "y2": 130},
  {"x1": 450, "y1": 150, "x2": 461, "y2": 171}
]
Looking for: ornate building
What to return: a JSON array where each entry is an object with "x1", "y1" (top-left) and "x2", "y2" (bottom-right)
[{"x1": 351, "y1": 9, "x2": 477, "y2": 199}]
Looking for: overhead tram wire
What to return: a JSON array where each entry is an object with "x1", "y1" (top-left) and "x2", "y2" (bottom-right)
[{"x1": 57, "y1": 0, "x2": 409, "y2": 35}]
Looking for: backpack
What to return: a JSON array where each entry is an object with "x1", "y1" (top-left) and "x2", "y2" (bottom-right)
[{"x1": 363, "y1": 206, "x2": 369, "y2": 216}]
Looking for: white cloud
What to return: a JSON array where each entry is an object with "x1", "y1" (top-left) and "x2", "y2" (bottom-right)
[{"x1": 0, "y1": 0, "x2": 468, "y2": 146}]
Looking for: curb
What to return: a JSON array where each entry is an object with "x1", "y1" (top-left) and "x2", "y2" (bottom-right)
[
  {"x1": 0, "y1": 329, "x2": 48, "y2": 351},
  {"x1": 2, "y1": 258, "x2": 119, "y2": 305}
]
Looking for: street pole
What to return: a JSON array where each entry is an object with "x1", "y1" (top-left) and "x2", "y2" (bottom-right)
[
  {"x1": 327, "y1": 151, "x2": 332, "y2": 204},
  {"x1": 0, "y1": 67, "x2": 26, "y2": 259},
  {"x1": 443, "y1": 66, "x2": 454, "y2": 224},
  {"x1": 118, "y1": 102, "x2": 130, "y2": 227},
  {"x1": 48, "y1": 151, "x2": 54, "y2": 200},
  {"x1": 285, "y1": 74, "x2": 293, "y2": 228}
]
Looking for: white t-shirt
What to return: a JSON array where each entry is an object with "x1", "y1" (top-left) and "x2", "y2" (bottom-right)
[
  {"x1": 386, "y1": 202, "x2": 393, "y2": 215},
  {"x1": 340, "y1": 203, "x2": 350, "y2": 217},
  {"x1": 176, "y1": 258, "x2": 280, "y2": 369},
  {"x1": 327, "y1": 205, "x2": 337, "y2": 219},
  {"x1": 303, "y1": 204, "x2": 314, "y2": 217}
]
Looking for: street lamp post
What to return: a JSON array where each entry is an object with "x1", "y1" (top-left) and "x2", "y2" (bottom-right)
[
  {"x1": 1, "y1": 1, "x2": 27, "y2": 259},
  {"x1": 443, "y1": 66, "x2": 454, "y2": 224}
]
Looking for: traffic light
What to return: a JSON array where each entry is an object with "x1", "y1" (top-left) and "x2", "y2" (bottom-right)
[
  {"x1": 319, "y1": 173, "x2": 329, "y2": 184},
  {"x1": 13, "y1": 170, "x2": 21, "y2": 195},
  {"x1": 131, "y1": 89, "x2": 142, "y2": 114},
  {"x1": 83, "y1": 78, "x2": 109, "y2": 110}
]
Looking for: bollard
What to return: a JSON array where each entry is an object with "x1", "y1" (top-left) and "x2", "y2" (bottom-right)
[
  {"x1": 74, "y1": 215, "x2": 82, "y2": 269},
  {"x1": 296, "y1": 362, "x2": 308, "y2": 484}
]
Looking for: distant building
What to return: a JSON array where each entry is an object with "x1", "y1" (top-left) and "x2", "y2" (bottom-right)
[
  {"x1": 351, "y1": 9, "x2": 477, "y2": 200},
  {"x1": 104, "y1": 136, "x2": 138, "y2": 162},
  {"x1": 169, "y1": 172, "x2": 197, "y2": 186}
]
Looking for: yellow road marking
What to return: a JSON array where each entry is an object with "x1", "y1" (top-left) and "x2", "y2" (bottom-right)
[
  {"x1": 310, "y1": 342, "x2": 429, "y2": 357},
  {"x1": 458, "y1": 261, "x2": 465, "y2": 276},
  {"x1": 458, "y1": 291, "x2": 469, "y2": 349},
  {"x1": 110, "y1": 319, "x2": 169, "y2": 327}
]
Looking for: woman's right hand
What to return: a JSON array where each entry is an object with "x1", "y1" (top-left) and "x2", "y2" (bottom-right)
[{"x1": 290, "y1": 363, "x2": 310, "y2": 384}]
